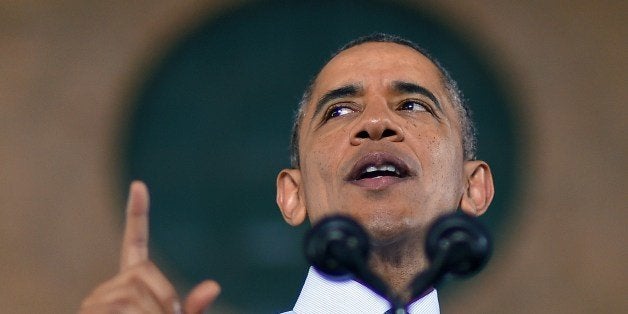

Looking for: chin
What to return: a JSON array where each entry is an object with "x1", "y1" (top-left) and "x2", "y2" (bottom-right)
[{"x1": 364, "y1": 219, "x2": 414, "y2": 246}]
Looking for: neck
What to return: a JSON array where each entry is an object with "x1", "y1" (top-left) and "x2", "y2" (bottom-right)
[{"x1": 368, "y1": 234, "x2": 428, "y2": 303}]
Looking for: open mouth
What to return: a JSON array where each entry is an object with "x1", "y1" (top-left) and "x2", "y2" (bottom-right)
[
  {"x1": 346, "y1": 152, "x2": 411, "y2": 182},
  {"x1": 358, "y1": 164, "x2": 405, "y2": 179}
]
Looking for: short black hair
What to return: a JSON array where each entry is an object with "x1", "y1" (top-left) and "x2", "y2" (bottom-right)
[{"x1": 290, "y1": 33, "x2": 477, "y2": 168}]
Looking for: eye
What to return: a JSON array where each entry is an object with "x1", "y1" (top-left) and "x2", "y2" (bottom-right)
[
  {"x1": 326, "y1": 105, "x2": 356, "y2": 119},
  {"x1": 398, "y1": 100, "x2": 429, "y2": 112}
]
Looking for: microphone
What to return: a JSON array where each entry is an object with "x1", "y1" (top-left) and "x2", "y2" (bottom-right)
[
  {"x1": 425, "y1": 211, "x2": 492, "y2": 278},
  {"x1": 303, "y1": 215, "x2": 370, "y2": 278},
  {"x1": 303, "y1": 215, "x2": 394, "y2": 302},
  {"x1": 408, "y1": 211, "x2": 492, "y2": 299},
  {"x1": 303, "y1": 211, "x2": 492, "y2": 310}
]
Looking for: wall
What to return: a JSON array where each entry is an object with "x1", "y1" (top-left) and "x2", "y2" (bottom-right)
[{"x1": 0, "y1": 1, "x2": 625, "y2": 312}]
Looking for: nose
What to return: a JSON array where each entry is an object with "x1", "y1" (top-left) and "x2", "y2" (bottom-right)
[{"x1": 350, "y1": 104, "x2": 404, "y2": 145}]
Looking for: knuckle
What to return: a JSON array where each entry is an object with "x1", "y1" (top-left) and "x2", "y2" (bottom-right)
[
  {"x1": 125, "y1": 260, "x2": 153, "y2": 276},
  {"x1": 127, "y1": 273, "x2": 146, "y2": 287},
  {"x1": 112, "y1": 286, "x2": 143, "y2": 310},
  {"x1": 133, "y1": 260, "x2": 155, "y2": 272},
  {"x1": 131, "y1": 234, "x2": 148, "y2": 247},
  {"x1": 143, "y1": 260, "x2": 157, "y2": 271}
]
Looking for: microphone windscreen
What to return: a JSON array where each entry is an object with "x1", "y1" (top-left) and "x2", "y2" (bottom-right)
[
  {"x1": 425, "y1": 211, "x2": 492, "y2": 278},
  {"x1": 303, "y1": 215, "x2": 370, "y2": 278}
]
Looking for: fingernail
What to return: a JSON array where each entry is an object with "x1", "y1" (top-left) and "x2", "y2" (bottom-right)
[{"x1": 173, "y1": 300, "x2": 182, "y2": 314}]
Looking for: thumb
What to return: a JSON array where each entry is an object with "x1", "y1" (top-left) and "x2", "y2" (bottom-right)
[{"x1": 184, "y1": 280, "x2": 221, "y2": 314}]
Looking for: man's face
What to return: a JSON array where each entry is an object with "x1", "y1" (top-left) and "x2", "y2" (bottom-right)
[{"x1": 295, "y1": 42, "x2": 468, "y2": 244}]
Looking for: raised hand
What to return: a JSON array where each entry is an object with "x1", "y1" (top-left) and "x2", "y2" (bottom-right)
[{"x1": 80, "y1": 181, "x2": 220, "y2": 313}]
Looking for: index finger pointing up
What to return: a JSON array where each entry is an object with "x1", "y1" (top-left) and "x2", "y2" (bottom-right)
[{"x1": 120, "y1": 181, "x2": 151, "y2": 271}]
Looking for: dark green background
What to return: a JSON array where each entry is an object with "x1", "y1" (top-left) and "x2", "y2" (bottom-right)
[{"x1": 125, "y1": 0, "x2": 519, "y2": 312}]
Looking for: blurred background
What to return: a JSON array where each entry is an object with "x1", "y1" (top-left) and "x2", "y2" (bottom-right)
[{"x1": 0, "y1": 0, "x2": 625, "y2": 313}]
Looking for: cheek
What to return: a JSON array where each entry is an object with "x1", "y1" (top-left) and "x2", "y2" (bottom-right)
[
  {"x1": 299, "y1": 128, "x2": 351, "y2": 218},
  {"x1": 305, "y1": 128, "x2": 350, "y2": 175},
  {"x1": 306, "y1": 145, "x2": 335, "y2": 182},
  {"x1": 410, "y1": 127, "x2": 464, "y2": 193},
  {"x1": 425, "y1": 136, "x2": 465, "y2": 199}
]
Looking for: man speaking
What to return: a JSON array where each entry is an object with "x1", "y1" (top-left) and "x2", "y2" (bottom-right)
[{"x1": 80, "y1": 33, "x2": 494, "y2": 313}]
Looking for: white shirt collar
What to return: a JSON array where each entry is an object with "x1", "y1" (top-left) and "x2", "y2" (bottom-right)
[{"x1": 290, "y1": 267, "x2": 440, "y2": 314}]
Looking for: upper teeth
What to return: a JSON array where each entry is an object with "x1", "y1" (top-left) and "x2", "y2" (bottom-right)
[{"x1": 364, "y1": 165, "x2": 399, "y2": 174}]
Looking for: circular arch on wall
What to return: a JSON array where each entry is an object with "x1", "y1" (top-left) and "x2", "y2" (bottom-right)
[{"x1": 123, "y1": 0, "x2": 521, "y2": 311}]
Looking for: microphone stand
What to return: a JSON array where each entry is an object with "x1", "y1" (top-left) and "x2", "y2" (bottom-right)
[
  {"x1": 387, "y1": 245, "x2": 453, "y2": 313},
  {"x1": 406, "y1": 240, "x2": 451, "y2": 302},
  {"x1": 330, "y1": 241, "x2": 408, "y2": 313}
]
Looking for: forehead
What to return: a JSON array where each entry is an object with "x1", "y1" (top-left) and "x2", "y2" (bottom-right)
[{"x1": 312, "y1": 42, "x2": 446, "y2": 98}]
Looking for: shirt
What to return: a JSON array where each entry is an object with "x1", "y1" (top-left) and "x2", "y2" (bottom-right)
[{"x1": 283, "y1": 267, "x2": 440, "y2": 314}]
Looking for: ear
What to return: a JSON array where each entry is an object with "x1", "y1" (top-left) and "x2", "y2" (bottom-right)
[
  {"x1": 459, "y1": 160, "x2": 494, "y2": 217},
  {"x1": 276, "y1": 169, "x2": 307, "y2": 226}
]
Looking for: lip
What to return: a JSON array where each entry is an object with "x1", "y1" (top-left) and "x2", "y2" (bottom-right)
[
  {"x1": 344, "y1": 151, "x2": 414, "y2": 190},
  {"x1": 350, "y1": 175, "x2": 407, "y2": 190}
]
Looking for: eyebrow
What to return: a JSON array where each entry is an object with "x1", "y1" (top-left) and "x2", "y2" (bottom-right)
[
  {"x1": 392, "y1": 81, "x2": 442, "y2": 112},
  {"x1": 313, "y1": 84, "x2": 362, "y2": 117}
]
